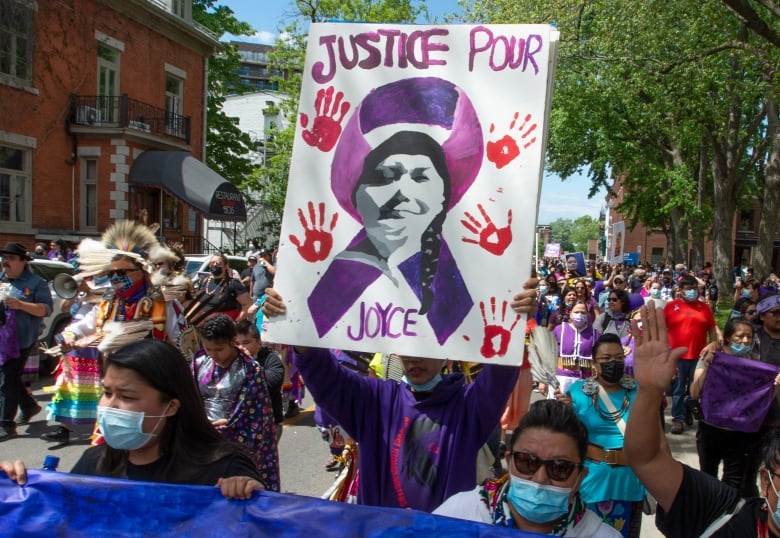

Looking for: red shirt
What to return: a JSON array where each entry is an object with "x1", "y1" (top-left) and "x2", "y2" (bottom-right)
[{"x1": 664, "y1": 299, "x2": 716, "y2": 360}]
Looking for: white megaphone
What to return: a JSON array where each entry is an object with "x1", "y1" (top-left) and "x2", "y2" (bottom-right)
[{"x1": 53, "y1": 273, "x2": 79, "y2": 299}]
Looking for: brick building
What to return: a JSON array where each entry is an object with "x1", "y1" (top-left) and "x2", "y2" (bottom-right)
[{"x1": 0, "y1": 0, "x2": 245, "y2": 253}]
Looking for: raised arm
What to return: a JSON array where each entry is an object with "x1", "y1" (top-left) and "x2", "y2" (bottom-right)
[{"x1": 624, "y1": 302, "x2": 687, "y2": 513}]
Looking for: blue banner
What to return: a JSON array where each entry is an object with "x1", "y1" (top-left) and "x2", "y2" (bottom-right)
[{"x1": 0, "y1": 471, "x2": 542, "y2": 537}]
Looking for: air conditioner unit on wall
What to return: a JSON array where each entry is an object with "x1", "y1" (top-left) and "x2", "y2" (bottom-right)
[{"x1": 76, "y1": 106, "x2": 102, "y2": 125}]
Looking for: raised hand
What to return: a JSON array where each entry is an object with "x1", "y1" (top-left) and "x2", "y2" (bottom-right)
[
  {"x1": 289, "y1": 201, "x2": 339, "y2": 262},
  {"x1": 461, "y1": 204, "x2": 513, "y2": 255},
  {"x1": 486, "y1": 112, "x2": 538, "y2": 169},
  {"x1": 631, "y1": 303, "x2": 686, "y2": 393},
  {"x1": 479, "y1": 296, "x2": 521, "y2": 358},
  {"x1": 300, "y1": 86, "x2": 351, "y2": 152}
]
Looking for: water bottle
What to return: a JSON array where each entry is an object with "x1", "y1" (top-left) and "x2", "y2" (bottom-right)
[{"x1": 42, "y1": 455, "x2": 60, "y2": 471}]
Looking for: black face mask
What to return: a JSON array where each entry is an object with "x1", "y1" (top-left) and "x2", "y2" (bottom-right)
[
  {"x1": 210, "y1": 266, "x2": 223, "y2": 276},
  {"x1": 599, "y1": 361, "x2": 625, "y2": 384}
]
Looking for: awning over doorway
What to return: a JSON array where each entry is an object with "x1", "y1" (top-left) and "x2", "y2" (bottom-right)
[{"x1": 129, "y1": 151, "x2": 247, "y2": 221}]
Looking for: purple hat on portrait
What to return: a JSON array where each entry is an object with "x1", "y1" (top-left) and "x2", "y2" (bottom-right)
[{"x1": 331, "y1": 77, "x2": 483, "y2": 222}]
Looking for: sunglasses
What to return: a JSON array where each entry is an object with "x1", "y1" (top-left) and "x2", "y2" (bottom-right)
[
  {"x1": 107, "y1": 268, "x2": 140, "y2": 278},
  {"x1": 746, "y1": 310, "x2": 757, "y2": 315},
  {"x1": 607, "y1": 297, "x2": 620, "y2": 302},
  {"x1": 511, "y1": 451, "x2": 580, "y2": 481}
]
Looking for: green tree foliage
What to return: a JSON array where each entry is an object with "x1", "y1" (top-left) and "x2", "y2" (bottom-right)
[
  {"x1": 192, "y1": 0, "x2": 256, "y2": 185},
  {"x1": 461, "y1": 0, "x2": 778, "y2": 295}
]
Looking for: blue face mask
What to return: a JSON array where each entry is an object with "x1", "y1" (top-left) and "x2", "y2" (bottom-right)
[
  {"x1": 110, "y1": 275, "x2": 134, "y2": 293},
  {"x1": 507, "y1": 475, "x2": 573, "y2": 524},
  {"x1": 768, "y1": 470, "x2": 780, "y2": 528},
  {"x1": 650, "y1": 289, "x2": 661, "y2": 298},
  {"x1": 538, "y1": 286, "x2": 548, "y2": 295},
  {"x1": 683, "y1": 289, "x2": 698, "y2": 301},
  {"x1": 402, "y1": 373, "x2": 442, "y2": 392},
  {"x1": 729, "y1": 342, "x2": 752, "y2": 356},
  {"x1": 93, "y1": 274, "x2": 110, "y2": 287},
  {"x1": 742, "y1": 289, "x2": 752, "y2": 298},
  {"x1": 97, "y1": 404, "x2": 169, "y2": 451}
]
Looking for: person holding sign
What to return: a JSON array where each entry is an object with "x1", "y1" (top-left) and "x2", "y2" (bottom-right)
[
  {"x1": 262, "y1": 279, "x2": 538, "y2": 512},
  {"x1": 690, "y1": 317, "x2": 780, "y2": 497}
]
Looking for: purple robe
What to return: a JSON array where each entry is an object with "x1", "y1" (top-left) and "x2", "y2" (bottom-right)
[{"x1": 294, "y1": 347, "x2": 518, "y2": 512}]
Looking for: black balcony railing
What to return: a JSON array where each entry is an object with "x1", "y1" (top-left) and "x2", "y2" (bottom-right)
[{"x1": 69, "y1": 94, "x2": 191, "y2": 144}]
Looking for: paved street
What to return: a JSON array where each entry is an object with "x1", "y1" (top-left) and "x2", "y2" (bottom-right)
[{"x1": 0, "y1": 377, "x2": 703, "y2": 537}]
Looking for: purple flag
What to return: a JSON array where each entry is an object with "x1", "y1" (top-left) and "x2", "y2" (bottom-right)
[{"x1": 701, "y1": 351, "x2": 779, "y2": 432}]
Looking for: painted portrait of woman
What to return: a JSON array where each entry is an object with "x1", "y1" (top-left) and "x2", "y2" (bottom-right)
[{"x1": 307, "y1": 77, "x2": 483, "y2": 345}]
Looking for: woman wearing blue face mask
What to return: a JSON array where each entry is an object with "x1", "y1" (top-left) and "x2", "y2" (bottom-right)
[
  {"x1": 561, "y1": 333, "x2": 645, "y2": 537},
  {"x1": 434, "y1": 399, "x2": 621, "y2": 536},
  {"x1": 690, "y1": 318, "x2": 780, "y2": 497},
  {"x1": 1, "y1": 339, "x2": 265, "y2": 500}
]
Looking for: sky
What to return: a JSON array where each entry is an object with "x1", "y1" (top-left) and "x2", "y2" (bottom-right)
[{"x1": 219, "y1": 0, "x2": 607, "y2": 225}]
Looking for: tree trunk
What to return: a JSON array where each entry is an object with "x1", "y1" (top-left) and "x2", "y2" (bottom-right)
[
  {"x1": 668, "y1": 207, "x2": 688, "y2": 265},
  {"x1": 755, "y1": 98, "x2": 780, "y2": 278}
]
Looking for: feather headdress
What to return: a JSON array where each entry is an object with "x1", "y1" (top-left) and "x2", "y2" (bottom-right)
[
  {"x1": 101, "y1": 220, "x2": 159, "y2": 265},
  {"x1": 73, "y1": 238, "x2": 115, "y2": 276}
]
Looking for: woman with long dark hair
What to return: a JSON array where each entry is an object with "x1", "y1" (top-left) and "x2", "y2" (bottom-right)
[{"x1": 2, "y1": 340, "x2": 265, "y2": 499}]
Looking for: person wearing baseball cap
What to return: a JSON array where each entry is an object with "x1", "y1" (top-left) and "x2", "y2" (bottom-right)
[{"x1": 0, "y1": 242, "x2": 52, "y2": 441}]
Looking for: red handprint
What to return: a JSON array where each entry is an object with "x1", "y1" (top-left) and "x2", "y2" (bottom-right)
[
  {"x1": 300, "y1": 86, "x2": 351, "y2": 152},
  {"x1": 289, "y1": 201, "x2": 339, "y2": 262},
  {"x1": 461, "y1": 204, "x2": 513, "y2": 255},
  {"x1": 479, "y1": 297, "x2": 520, "y2": 359},
  {"x1": 486, "y1": 112, "x2": 538, "y2": 169}
]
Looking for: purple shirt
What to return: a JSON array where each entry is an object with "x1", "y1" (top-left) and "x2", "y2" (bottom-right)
[{"x1": 294, "y1": 348, "x2": 518, "y2": 512}]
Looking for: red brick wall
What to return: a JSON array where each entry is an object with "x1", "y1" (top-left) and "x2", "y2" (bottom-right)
[{"x1": 0, "y1": 0, "x2": 208, "y2": 244}]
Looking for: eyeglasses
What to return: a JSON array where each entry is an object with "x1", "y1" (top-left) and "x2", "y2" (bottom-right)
[
  {"x1": 210, "y1": 263, "x2": 224, "y2": 268},
  {"x1": 746, "y1": 310, "x2": 757, "y2": 315},
  {"x1": 511, "y1": 451, "x2": 580, "y2": 481},
  {"x1": 106, "y1": 268, "x2": 140, "y2": 278},
  {"x1": 607, "y1": 297, "x2": 620, "y2": 302},
  {"x1": 594, "y1": 354, "x2": 625, "y2": 363}
]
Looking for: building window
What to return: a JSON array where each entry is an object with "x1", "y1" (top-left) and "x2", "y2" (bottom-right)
[
  {"x1": 171, "y1": 0, "x2": 186, "y2": 18},
  {"x1": 97, "y1": 42, "x2": 121, "y2": 123},
  {"x1": 81, "y1": 158, "x2": 98, "y2": 229},
  {"x1": 165, "y1": 74, "x2": 184, "y2": 137},
  {"x1": 163, "y1": 193, "x2": 179, "y2": 230},
  {"x1": 0, "y1": 144, "x2": 29, "y2": 225},
  {"x1": 0, "y1": 0, "x2": 35, "y2": 82}
]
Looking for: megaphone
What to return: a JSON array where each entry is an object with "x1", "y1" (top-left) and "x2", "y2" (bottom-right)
[{"x1": 53, "y1": 273, "x2": 79, "y2": 299}]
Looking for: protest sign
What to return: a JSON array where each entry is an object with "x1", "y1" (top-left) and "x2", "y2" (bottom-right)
[{"x1": 268, "y1": 23, "x2": 559, "y2": 364}]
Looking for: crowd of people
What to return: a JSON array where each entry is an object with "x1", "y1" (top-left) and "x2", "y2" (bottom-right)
[{"x1": 4, "y1": 231, "x2": 780, "y2": 536}]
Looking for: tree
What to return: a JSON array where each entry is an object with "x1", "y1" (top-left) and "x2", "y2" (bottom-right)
[
  {"x1": 192, "y1": 1, "x2": 256, "y2": 185},
  {"x1": 461, "y1": 0, "x2": 777, "y2": 297}
]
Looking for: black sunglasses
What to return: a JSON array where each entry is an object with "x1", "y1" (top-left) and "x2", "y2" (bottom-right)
[
  {"x1": 511, "y1": 451, "x2": 580, "y2": 481},
  {"x1": 107, "y1": 268, "x2": 140, "y2": 278},
  {"x1": 607, "y1": 297, "x2": 620, "y2": 302}
]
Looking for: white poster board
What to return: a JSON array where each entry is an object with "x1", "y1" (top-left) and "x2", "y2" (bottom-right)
[
  {"x1": 267, "y1": 23, "x2": 559, "y2": 365},
  {"x1": 610, "y1": 221, "x2": 626, "y2": 264}
]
